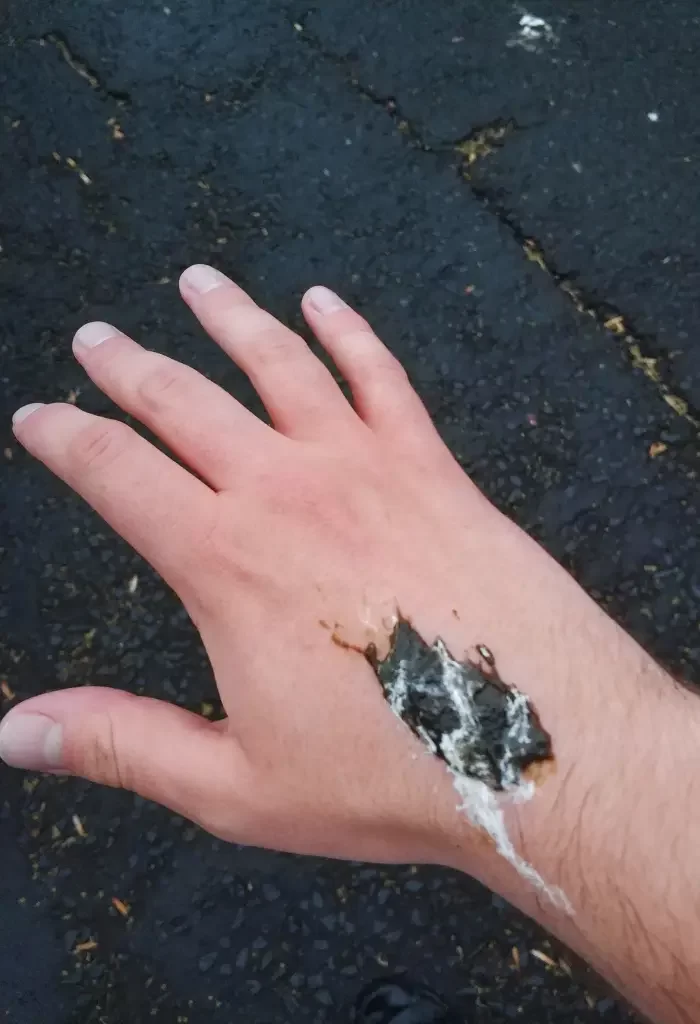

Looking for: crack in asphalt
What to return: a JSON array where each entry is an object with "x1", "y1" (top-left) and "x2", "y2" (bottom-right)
[
  {"x1": 26, "y1": 17, "x2": 700, "y2": 441},
  {"x1": 290, "y1": 18, "x2": 433, "y2": 151},
  {"x1": 291, "y1": 15, "x2": 517, "y2": 157},
  {"x1": 40, "y1": 32, "x2": 132, "y2": 106},
  {"x1": 292, "y1": 17, "x2": 700, "y2": 441},
  {"x1": 463, "y1": 195, "x2": 700, "y2": 435},
  {"x1": 462, "y1": 177, "x2": 700, "y2": 439},
  {"x1": 454, "y1": 120, "x2": 517, "y2": 166}
]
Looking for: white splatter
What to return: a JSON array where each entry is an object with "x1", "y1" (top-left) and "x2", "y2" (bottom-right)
[
  {"x1": 508, "y1": 11, "x2": 559, "y2": 52},
  {"x1": 383, "y1": 638, "x2": 572, "y2": 912},
  {"x1": 451, "y1": 772, "x2": 573, "y2": 914},
  {"x1": 647, "y1": 111, "x2": 660, "y2": 122},
  {"x1": 434, "y1": 643, "x2": 572, "y2": 911}
]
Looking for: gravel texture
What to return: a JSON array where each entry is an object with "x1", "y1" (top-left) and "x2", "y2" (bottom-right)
[{"x1": 2, "y1": 1, "x2": 698, "y2": 1021}]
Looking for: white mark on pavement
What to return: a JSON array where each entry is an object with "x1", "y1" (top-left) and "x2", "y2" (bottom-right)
[
  {"x1": 508, "y1": 10, "x2": 559, "y2": 52},
  {"x1": 647, "y1": 111, "x2": 660, "y2": 122}
]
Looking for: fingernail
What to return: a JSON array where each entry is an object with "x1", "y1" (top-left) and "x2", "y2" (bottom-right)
[
  {"x1": 0, "y1": 713, "x2": 64, "y2": 771},
  {"x1": 306, "y1": 286, "x2": 349, "y2": 315},
  {"x1": 12, "y1": 403, "x2": 45, "y2": 427},
  {"x1": 180, "y1": 264, "x2": 230, "y2": 295},
  {"x1": 73, "y1": 321, "x2": 120, "y2": 351}
]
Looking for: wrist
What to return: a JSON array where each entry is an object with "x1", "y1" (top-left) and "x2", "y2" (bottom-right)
[{"x1": 438, "y1": 622, "x2": 700, "y2": 1024}]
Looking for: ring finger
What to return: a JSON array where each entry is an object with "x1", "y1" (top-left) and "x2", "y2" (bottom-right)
[{"x1": 72, "y1": 321, "x2": 278, "y2": 489}]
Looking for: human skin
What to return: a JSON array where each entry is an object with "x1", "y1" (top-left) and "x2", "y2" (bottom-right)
[{"x1": 1, "y1": 266, "x2": 698, "y2": 1023}]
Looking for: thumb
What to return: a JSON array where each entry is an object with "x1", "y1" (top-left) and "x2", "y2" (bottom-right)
[{"x1": 0, "y1": 687, "x2": 239, "y2": 825}]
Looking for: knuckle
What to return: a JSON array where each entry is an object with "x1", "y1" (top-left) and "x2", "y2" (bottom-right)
[
  {"x1": 373, "y1": 350, "x2": 410, "y2": 385},
  {"x1": 68, "y1": 418, "x2": 132, "y2": 474},
  {"x1": 79, "y1": 712, "x2": 127, "y2": 790},
  {"x1": 343, "y1": 328, "x2": 410, "y2": 385},
  {"x1": 136, "y1": 358, "x2": 188, "y2": 412},
  {"x1": 350, "y1": 314, "x2": 374, "y2": 335},
  {"x1": 250, "y1": 328, "x2": 301, "y2": 370}
]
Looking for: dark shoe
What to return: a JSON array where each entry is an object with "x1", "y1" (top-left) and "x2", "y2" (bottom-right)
[{"x1": 353, "y1": 977, "x2": 463, "y2": 1024}]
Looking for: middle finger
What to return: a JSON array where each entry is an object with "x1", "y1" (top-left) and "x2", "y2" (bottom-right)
[{"x1": 179, "y1": 266, "x2": 358, "y2": 440}]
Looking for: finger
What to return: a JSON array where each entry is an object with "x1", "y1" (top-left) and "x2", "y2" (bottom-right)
[
  {"x1": 12, "y1": 402, "x2": 215, "y2": 596},
  {"x1": 72, "y1": 322, "x2": 275, "y2": 489},
  {"x1": 179, "y1": 265, "x2": 357, "y2": 439},
  {"x1": 0, "y1": 689, "x2": 242, "y2": 837},
  {"x1": 302, "y1": 287, "x2": 436, "y2": 436}
]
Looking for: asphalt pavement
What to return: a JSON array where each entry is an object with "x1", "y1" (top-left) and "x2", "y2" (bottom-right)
[{"x1": 1, "y1": 1, "x2": 699, "y2": 1021}]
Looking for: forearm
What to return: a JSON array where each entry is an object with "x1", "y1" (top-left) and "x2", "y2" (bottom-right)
[
  {"x1": 523, "y1": 669, "x2": 697, "y2": 1022},
  {"x1": 435, "y1": 519, "x2": 700, "y2": 1023}
]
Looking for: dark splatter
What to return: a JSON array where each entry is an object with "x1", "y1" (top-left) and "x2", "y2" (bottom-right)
[{"x1": 366, "y1": 617, "x2": 552, "y2": 791}]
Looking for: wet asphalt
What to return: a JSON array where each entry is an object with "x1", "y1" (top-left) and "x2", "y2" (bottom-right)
[{"x1": 1, "y1": 1, "x2": 699, "y2": 1021}]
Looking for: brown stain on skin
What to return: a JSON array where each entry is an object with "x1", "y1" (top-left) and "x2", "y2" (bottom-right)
[
  {"x1": 331, "y1": 632, "x2": 366, "y2": 655},
  {"x1": 518, "y1": 694, "x2": 555, "y2": 787},
  {"x1": 523, "y1": 754, "x2": 556, "y2": 786},
  {"x1": 468, "y1": 646, "x2": 507, "y2": 690},
  {"x1": 323, "y1": 605, "x2": 397, "y2": 660},
  {"x1": 476, "y1": 642, "x2": 495, "y2": 667}
]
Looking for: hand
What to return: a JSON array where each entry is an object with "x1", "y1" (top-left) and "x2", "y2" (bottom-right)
[
  {"x1": 2, "y1": 267, "x2": 500, "y2": 868},
  {"x1": 0, "y1": 266, "x2": 645, "y2": 885}
]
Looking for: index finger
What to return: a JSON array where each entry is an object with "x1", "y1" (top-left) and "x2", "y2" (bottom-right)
[{"x1": 12, "y1": 402, "x2": 215, "y2": 596}]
